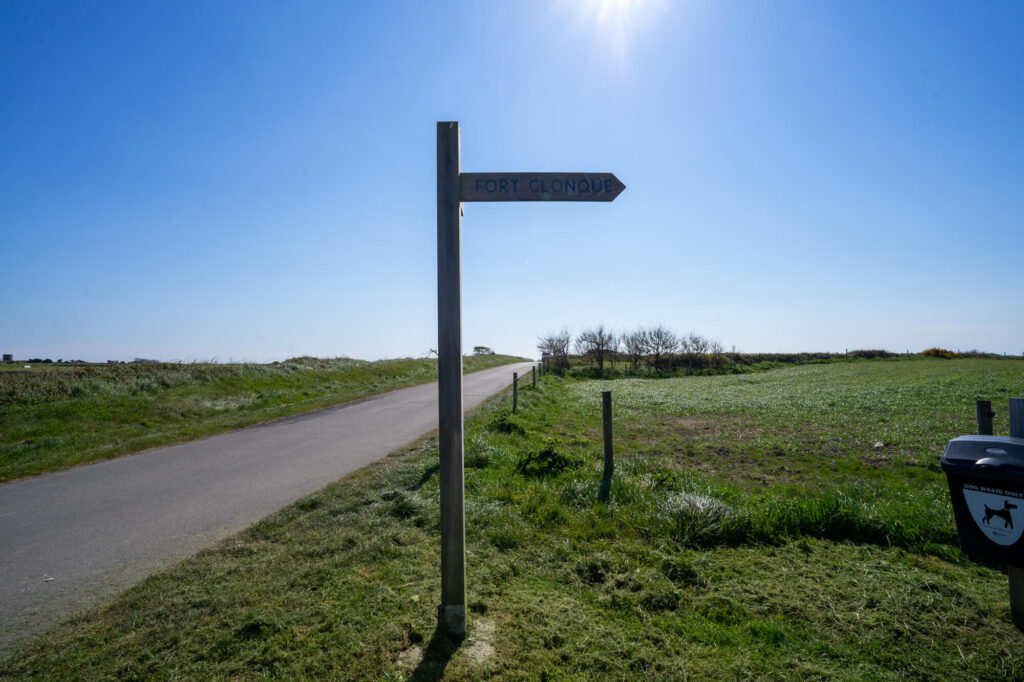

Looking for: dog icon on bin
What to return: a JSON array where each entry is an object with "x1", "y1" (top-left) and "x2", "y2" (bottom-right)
[{"x1": 982, "y1": 501, "x2": 1018, "y2": 530}]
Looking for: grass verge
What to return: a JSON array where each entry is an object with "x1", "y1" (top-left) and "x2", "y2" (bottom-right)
[
  {"x1": 2, "y1": 359, "x2": 1022, "y2": 679},
  {"x1": 0, "y1": 354, "x2": 525, "y2": 482}
]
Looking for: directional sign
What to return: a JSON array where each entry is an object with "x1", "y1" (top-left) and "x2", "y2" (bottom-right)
[
  {"x1": 460, "y1": 172, "x2": 625, "y2": 202},
  {"x1": 435, "y1": 122, "x2": 624, "y2": 638}
]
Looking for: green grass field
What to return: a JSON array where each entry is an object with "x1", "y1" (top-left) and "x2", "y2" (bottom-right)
[
  {"x1": 0, "y1": 354, "x2": 525, "y2": 482},
  {"x1": 2, "y1": 358, "x2": 1023, "y2": 679}
]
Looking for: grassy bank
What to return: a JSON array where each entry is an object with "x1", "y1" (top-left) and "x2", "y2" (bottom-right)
[
  {"x1": 0, "y1": 354, "x2": 525, "y2": 482},
  {"x1": 3, "y1": 359, "x2": 1022, "y2": 678}
]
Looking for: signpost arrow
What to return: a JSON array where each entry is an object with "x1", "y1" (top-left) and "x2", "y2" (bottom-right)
[
  {"x1": 460, "y1": 172, "x2": 625, "y2": 202},
  {"x1": 436, "y1": 122, "x2": 624, "y2": 639}
]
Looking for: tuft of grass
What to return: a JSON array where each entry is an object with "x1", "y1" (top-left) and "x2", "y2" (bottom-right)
[
  {"x1": 515, "y1": 442, "x2": 579, "y2": 478},
  {"x1": 487, "y1": 412, "x2": 526, "y2": 436}
]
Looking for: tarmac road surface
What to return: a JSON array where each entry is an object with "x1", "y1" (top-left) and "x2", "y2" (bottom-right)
[{"x1": 0, "y1": 361, "x2": 535, "y2": 654}]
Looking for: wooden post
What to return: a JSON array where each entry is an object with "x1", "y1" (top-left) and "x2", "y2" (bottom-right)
[
  {"x1": 599, "y1": 390, "x2": 613, "y2": 502},
  {"x1": 436, "y1": 121, "x2": 465, "y2": 638},
  {"x1": 1010, "y1": 398, "x2": 1024, "y2": 630},
  {"x1": 532, "y1": 365, "x2": 536, "y2": 388},
  {"x1": 513, "y1": 372, "x2": 518, "y2": 413},
  {"x1": 976, "y1": 400, "x2": 994, "y2": 436},
  {"x1": 1011, "y1": 398, "x2": 1024, "y2": 439},
  {"x1": 432, "y1": 123, "x2": 625, "y2": 639}
]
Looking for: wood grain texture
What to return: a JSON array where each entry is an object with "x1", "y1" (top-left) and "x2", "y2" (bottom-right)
[{"x1": 436, "y1": 121, "x2": 466, "y2": 637}]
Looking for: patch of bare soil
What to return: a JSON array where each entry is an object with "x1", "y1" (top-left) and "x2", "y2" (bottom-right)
[
  {"x1": 397, "y1": 644, "x2": 422, "y2": 668},
  {"x1": 644, "y1": 414, "x2": 763, "y2": 444},
  {"x1": 464, "y1": 618, "x2": 495, "y2": 663}
]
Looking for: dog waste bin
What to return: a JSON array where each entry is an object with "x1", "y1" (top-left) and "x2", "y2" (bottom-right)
[{"x1": 941, "y1": 435, "x2": 1024, "y2": 566}]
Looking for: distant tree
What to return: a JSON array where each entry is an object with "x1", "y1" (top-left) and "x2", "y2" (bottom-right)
[
  {"x1": 576, "y1": 324, "x2": 617, "y2": 378},
  {"x1": 708, "y1": 339, "x2": 724, "y2": 369},
  {"x1": 538, "y1": 329, "x2": 572, "y2": 370},
  {"x1": 621, "y1": 329, "x2": 648, "y2": 373},
  {"x1": 681, "y1": 331, "x2": 710, "y2": 371},
  {"x1": 472, "y1": 346, "x2": 495, "y2": 355},
  {"x1": 643, "y1": 325, "x2": 678, "y2": 371}
]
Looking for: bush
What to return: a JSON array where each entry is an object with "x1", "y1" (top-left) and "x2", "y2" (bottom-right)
[
  {"x1": 846, "y1": 349, "x2": 896, "y2": 359},
  {"x1": 488, "y1": 413, "x2": 526, "y2": 435},
  {"x1": 516, "y1": 443, "x2": 579, "y2": 478},
  {"x1": 567, "y1": 365, "x2": 626, "y2": 380},
  {"x1": 921, "y1": 347, "x2": 957, "y2": 359}
]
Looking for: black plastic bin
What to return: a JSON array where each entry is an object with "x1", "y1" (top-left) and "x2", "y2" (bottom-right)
[{"x1": 941, "y1": 435, "x2": 1024, "y2": 566}]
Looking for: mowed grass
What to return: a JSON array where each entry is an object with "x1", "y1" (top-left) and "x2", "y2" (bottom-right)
[
  {"x1": 0, "y1": 354, "x2": 525, "y2": 482},
  {"x1": 2, "y1": 358, "x2": 1023, "y2": 679}
]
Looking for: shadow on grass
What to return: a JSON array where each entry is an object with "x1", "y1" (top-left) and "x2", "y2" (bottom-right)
[
  {"x1": 408, "y1": 463, "x2": 439, "y2": 492},
  {"x1": 410, "y1": 627, "x2": 463, "y2": 681}
]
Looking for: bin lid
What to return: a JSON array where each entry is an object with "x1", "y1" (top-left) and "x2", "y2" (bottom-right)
[{"x1": 941, "y1": 435, "x2": 1024, "y2": 481}]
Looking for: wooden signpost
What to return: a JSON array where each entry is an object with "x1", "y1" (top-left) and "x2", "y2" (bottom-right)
[
  {"x1": 460, "y1": 172, "x2": 625, "y2": 202},
  {"x1": 436, "y1": 121, "x2": 624, "y2": 637}
]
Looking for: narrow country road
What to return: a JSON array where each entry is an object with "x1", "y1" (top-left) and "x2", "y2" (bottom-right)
[{"x1": 0, "y1": 361, "x2": 535, "y2": 654}]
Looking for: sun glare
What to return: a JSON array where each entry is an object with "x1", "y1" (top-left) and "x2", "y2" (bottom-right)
[{"x1": 576, "y1": 0, "x2": 661, "y2": 69}]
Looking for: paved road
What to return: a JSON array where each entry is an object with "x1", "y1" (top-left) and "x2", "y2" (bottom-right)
[{"x1": 0, "y1": 361, "x2": 534, "y2": 654}]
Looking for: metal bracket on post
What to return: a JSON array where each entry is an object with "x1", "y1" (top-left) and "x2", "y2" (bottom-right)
[{"x1": 436, "y1": 121, "x2": 466, "y2": 639}]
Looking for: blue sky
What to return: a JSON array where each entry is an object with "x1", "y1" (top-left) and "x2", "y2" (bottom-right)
[{"x1": 2, "y1": 1, "x2": 1022, "y2": 362}]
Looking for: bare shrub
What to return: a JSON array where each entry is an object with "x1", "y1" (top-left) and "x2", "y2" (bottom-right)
[
  {"x1": 680, "y1": 331, "x2": 709, "y2": 370},
  {"x1": 644, "y1": 325, "x2": 679, "y2": 371},
  {"x1": 708, "y1": 339, "x2": 724, "y2": 369},
  {"x1": 576, "y1": 324, "x2": 617, "y2": 378},
  {"x1": 622, "y1": 329, "x2": 648, "y2": 373},
  {"x1": 538, "y1": 329, "x2": 572, "y2": 370}
]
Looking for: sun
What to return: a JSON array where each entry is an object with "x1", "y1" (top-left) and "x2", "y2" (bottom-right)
[
  {"x1": 591, "y1": 0, "x2": 648, "y2": 24},
  {"x1": 575, "y1": 0, "x2": 662, "y2": 70}
]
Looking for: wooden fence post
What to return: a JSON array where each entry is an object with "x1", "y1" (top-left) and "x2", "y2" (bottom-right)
[
  {"x1": 1011, "y1": 398, "x2": 1024, "y2": 439},
  {"x1": 976, "y1": 400, "x2": 994, "y2": 436},
  {"x1": 599, "y1": 391, "x2": 613, "y2": 501},
  {"x1": 532, "y1": 365, "x2": 536, "y2": 388},
  {"x1": 513, "y1": 372, "x2": 518, "y2": 414},
  {"x1": 1010, "y1": 398, "x2": 1024, "y2": 630}
]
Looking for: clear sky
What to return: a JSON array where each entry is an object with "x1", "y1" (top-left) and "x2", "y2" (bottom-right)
[{"x1": 2, "y1": 1, "x2": 1022, "y2": 362}]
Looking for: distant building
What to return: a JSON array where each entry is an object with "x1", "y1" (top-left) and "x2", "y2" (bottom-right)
[{"x1": 2, "y1": 354, "x2": 12, "y2": 363}]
